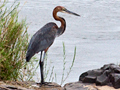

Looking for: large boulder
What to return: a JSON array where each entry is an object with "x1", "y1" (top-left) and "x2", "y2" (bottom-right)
[{"x1": 79, "y1": 63, "x2": 120, "y2": 89}]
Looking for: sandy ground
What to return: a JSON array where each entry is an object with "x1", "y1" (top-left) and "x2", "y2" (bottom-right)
[{"x1": 0, "y1": 81, "x2": 120, "y2": 90}]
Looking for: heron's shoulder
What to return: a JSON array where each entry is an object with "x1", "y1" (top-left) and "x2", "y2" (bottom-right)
[
  {"x1": 42, "y1": 22, "x2": 58, "y2": 29},
  {"x1": 28, "y1": 22, "x2": 57, "y2": 51},
  {"x1": 36, "y1": 22, "x2": 58, "y2": 34},
  {"x1": 46, "y1": 22, "x2": 57, "y2": 26}
]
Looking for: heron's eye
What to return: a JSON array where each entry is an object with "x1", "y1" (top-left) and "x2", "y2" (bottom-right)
[{"x1": 62, "y1": 8, "x2": 66, "y2": 11}]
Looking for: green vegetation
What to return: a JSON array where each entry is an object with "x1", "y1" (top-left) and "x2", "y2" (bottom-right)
[{"x1": 0, "y1": 1, "x2": 28, "y2": 80}]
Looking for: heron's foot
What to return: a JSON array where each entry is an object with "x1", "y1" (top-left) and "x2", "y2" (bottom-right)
[{"x1": 39, "y1": 82, "x2": 54, "y2": 87}]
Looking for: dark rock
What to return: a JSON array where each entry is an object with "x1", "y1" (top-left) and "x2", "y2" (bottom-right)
[
  {"x1": 79, "y1": 69, "x2": 103, "y2": 82},
  {"x1": 110, "y1": 64, "x2": 120, "y2": 73},
  {"x1": 79, "y1": 71, "x2": 88, "y2": 81},
  {"x1": 89, "y1": 69, "x2": 103, "y2": 76},
  {"x1": 109, "y1": 73, "x2": 120, "y2": 89},
  {"x1": 100, "y1": 63, "x2": 114, "y2": 71},
  {"x1": 96, "y1": 72, "x2": 109, "y2": 85},
  {"x1": 82, "y1": 76, "x2": 96, "y2": 83},
  {"x1": 79, "y1": 63, "x2": 120, "y2": 89},
  {"x1": 104, "y1": 70, "x2": 111, "y2": 76},
  {"x1": 114, "y1": 68, "x2": 120, "y2": 73}
]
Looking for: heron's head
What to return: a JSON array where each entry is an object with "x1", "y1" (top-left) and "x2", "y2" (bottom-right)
[{"x1": 54, "y1": 6, "x2": 80, "y2": 16}]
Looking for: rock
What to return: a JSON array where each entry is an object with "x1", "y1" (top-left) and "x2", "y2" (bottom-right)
[
  {"x1": 63, "y1": 81, "x2": 120, "y2": 90},
  {"x1": 0, "y1": 83, "x2": 32, "y2": 90},
  {"x1": 82, "y1": 76, "x2": 96, "y2": 83},
  {"x1": 0, "y1": 81, "x2": 62, "y2": 90},
  {"x1": 101, "y1": 63, "x2": 114, "y2": 71},
  {"x1": 63, "y1": 81, "x2": 97, "y2": 90},
  {"x1": 35, "y1": 82, "x2": 62, "y2": 90},
  {"x1": 96, "y1": 72, "x2": 109, "y2": 85},
  {"x1": 79, "y1": 71, "x2": 88, "y2": 81},
  {"x1": 110, "y1": 64, "x2": 120, "y2": 73},
  {"x1": 104, "y1": 69, "x2": 111, "y2": 76},
  {"x1": 110, "y1": 73, "x2": 120, "y2": 89},
  {"x1": 79, "y1": 63, "x2": 120, "y2": 89},
  {"x1": 79, "y1": 69, "x2": 103, "y2": 83}
]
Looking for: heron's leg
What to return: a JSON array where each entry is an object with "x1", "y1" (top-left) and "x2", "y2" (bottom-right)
[
  {"x1": 39, "y1": 51, "x2": 46, "y2": 84},
  {"x1": 39, "y1": 51, "x2": 44, "y2": 84},
  {"x1": 39, "y1": 50, "x2": 54, "y2": 86}
]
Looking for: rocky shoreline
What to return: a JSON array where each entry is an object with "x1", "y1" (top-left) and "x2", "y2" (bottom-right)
[
  {"x1": 79, "y1": 63, "x2": 120, "y2": 89},
  {"x1": 0, "y1": 81, "x2": 120, "y2": 90},
  {"x1": 1, "y1": 63, "x2": 120, "y2": 90}
]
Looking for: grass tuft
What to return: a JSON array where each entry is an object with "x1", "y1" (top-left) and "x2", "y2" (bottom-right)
[{"x1": 0, "y1": 0, "x2": 28, "y2": 81}]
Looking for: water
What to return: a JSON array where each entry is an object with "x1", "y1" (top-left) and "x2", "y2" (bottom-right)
[{"x1": 7, "y1": 0, "x2": 120, "y2": 85}]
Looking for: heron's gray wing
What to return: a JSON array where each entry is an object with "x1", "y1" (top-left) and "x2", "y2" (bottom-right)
[{"x1": 26, "y1": 23, "x2": 58, "y2": 62}]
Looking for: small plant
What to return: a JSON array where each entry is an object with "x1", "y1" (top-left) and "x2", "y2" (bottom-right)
[
  {"x1": 44, "y1": 42, "x2": 76, "y2": 85},
  {"x1": 60, "y1": 42, "x2": 76, "y2": 85}
]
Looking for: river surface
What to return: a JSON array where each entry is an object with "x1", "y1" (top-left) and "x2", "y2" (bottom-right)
[{"x1": 7, "y1": 0, "x2": 120, "y2": 85}]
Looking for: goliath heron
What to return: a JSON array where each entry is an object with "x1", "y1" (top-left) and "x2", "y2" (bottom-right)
[{"x1": 26, "y1": 6, "x2": 80, "y2": 85}]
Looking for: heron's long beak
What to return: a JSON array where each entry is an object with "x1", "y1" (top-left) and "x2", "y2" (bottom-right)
[{"x1": 63, "y1": 9, "x2": 80, "y2": 16}]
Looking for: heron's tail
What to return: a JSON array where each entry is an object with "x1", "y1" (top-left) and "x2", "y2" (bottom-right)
[
  {"x1": 26, "y1": 55, "x2": 31, "y2": 62},
  {"x1": 26, "y1": 51, "x2": 34, "y2": 62}
]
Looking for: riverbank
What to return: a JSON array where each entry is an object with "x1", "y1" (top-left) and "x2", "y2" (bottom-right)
[
  {"x1": 1, "y1": 63, "x2": 120, "y2": 90},
  {"x1": 0, "y1": 81, "x2": 120, "y2": 90}
]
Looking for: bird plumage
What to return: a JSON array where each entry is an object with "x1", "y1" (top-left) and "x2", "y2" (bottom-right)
[
  {"x1": 26, "y1": 6, "x2": 80, "y2": 84},
  {"x1": 26, "y1": 22, "x2": 58, "y2": 62}
]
